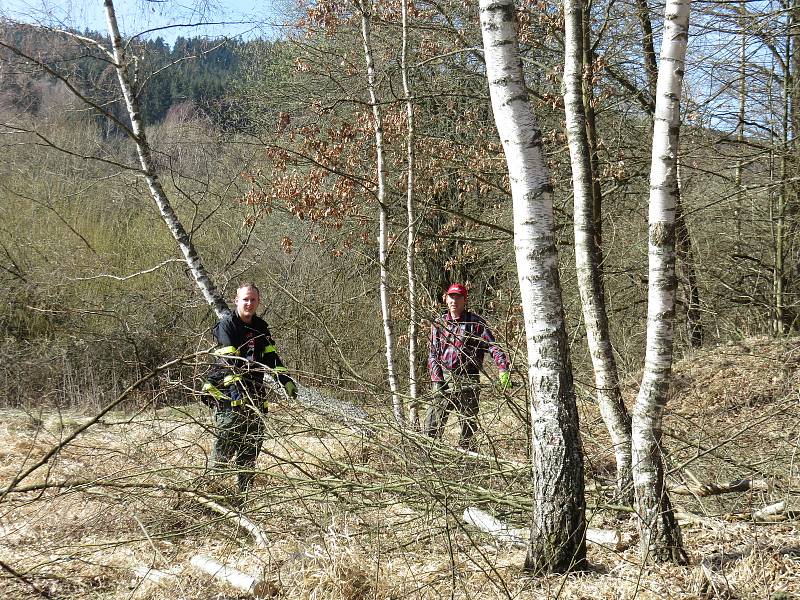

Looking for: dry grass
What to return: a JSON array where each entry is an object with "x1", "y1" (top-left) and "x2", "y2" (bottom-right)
[{"x1": 1, "y1": 337, "x2": 799, "y2": 599}]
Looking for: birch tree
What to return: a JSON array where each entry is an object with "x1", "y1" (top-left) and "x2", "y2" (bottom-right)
[
  {"x1": 631, "y1": 0, "x2": 691, "y2": 564},
  {"x1": 401, "y1": 0, "x2": 420, "y2": 428},
  {"x1": 103, "y1": 0, "x2": 229, "y2": 319},
  {"x1": 357, "y1": 0, "x2": 404, "y2": 426},
  {"x1": 479, "y1": 0, "x2": 586, "y2": 573},
  {"x1": 636, "y1": 0, "x2": 703, "y2": 347},
  {"x1": 563, "y1": 0, "x2": 633, "y2": 503}
]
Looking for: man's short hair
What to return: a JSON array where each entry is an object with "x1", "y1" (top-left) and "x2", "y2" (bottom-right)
[{"x1": 236, "y1": 282, "x2": 260, "y2": 297}]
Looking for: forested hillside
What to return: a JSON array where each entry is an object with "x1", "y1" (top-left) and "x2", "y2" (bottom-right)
[
  {"x1": 0, "y1": 23, "x2": 241, "y2": 125},
  {"x1": 1, "y1": 0, "x2": 799, "y2": 596}
]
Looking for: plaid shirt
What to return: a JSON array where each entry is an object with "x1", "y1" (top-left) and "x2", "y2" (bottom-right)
[{"x1": 428, "y1": 311, "x2": 509, "y2": 382}]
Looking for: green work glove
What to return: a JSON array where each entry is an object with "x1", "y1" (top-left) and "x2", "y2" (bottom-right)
[
  {"x1": 497, "y1": 370, "x2": 512, "y2": 391},
  {"x1": 284, "y1": 380, "x2": 297, "y2": 399}
]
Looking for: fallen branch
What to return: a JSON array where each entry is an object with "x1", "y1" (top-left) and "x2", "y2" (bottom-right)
[
  {"x1": 0, "y1": 560, "x2": 52, "y2": 599},
  {"x1": 462, "y1": 507, "x2": 630, "y2": 550},
  {"x1": 674, "y1": 508, "x2": 723, "y2": 529},
  {"x1": 463, "y1": 506, "x2": 527, "y2": 547},
  {"x1": 190, "y1": 555, "x2": 274, "y2": 598},
  {"x1": 669, "y1": 478, "x2": 770, "y2": 497},
  {"x1": 183, "y1": 491, "x2": 270, "y2": 548},
  {"x1": 0, "y1": 353, "x2": 202, "y2": 502}
]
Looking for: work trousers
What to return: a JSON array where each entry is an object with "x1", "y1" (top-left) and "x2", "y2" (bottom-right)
[
  {"x1": 423, "y1": 373, "x2": 481, "y2": 450},
  {"x1": 210, "y1": 385, "x2": 267, "y2": 491}
]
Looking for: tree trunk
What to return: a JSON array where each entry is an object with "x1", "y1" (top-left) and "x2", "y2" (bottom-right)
[
  {"x1": 401, "y1": 0, "x2": 420, "y2": 428},
  {"x1": 635, "y1": 0, "x2": 658, "y2": 105},
  {"x1": 636, "y1": 0, "x2": 702, "y2": 346},
  {"x1": 631, "y1": 0, "x2": 690, "y2": 565},
  {"x1": 479, "y1": 0, "x2": 586, "y2": 574},
  {"x1": 674, "y1": 165, "x2": 702, "y2": 347},
  {"x1": 735, "y1": 4, "x2": 746, "y2": 253},
  {"x1": 103, "y1": 0, "x2": 229, "y2": 318},
  {"x1": 358, "y1": 0, "x2": 404, "y2": 425},
  {"x1": 565, "y1": 0, "x2": 633, "y2": 504},
  {"x1": 581, "y1": 6, "x2": 604, "y2": 242}
]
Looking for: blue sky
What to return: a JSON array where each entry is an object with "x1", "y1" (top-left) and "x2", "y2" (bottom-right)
[{"x1": 1, "y1": 0, "x2": 290, "y2": 43}]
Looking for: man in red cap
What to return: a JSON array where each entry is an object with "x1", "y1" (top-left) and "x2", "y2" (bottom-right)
[{"x1": 425, "y1": 283, "x2": 511, "y2": 450}]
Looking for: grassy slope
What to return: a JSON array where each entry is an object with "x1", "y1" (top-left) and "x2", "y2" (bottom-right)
[{"x1": 1, "y1": 337, "x2": 799, "y2": 599}]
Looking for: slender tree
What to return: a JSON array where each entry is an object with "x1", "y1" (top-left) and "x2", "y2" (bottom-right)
[
  {"x1": 636, "y1": 0, "x2": 703, "y2": 346},
  {"x1": 563, "y1": 0, "x2": 633, "y2": 503},
  {"x1": 401, "y1": 0, "x2": 420, "y2": 428},
  {"x1": 357, "y1": 0, "x2": 404, "y2": 426},
  {"x1": 479, "y1": 0, "x2": 586, "y2": 573},
  {"x1": 631, "y1": 0, "x2": 691, "y2": 564},
  {"x1": 103, "y1": 0, "x2": 229, "y2": 318}
]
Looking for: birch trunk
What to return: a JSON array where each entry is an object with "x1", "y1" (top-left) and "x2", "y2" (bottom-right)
[
  {"x1": 358, "y1": 0, "x2": 404, "y2": 426},
  {"x1": 479, "y1": 0, "x2": 586, "y2": 573},
  {"x1": 636, "y1": 0, "x2": 702, "y2": 346},
  {"x1": 103, "y1": 0, "x2": 368, "y2": 429},
  {"x1": 103, "y1": 0, "x2": 228, "y2": 318},
  {"x1": 631, "y1": 0, "x2": 690, "y2": 564},
  {"x1": 564, "y1": 0, "x2": 633, "y2": 503},
  {"x1": 401, "y1": 0, "x2": 420, "y2": 428}
]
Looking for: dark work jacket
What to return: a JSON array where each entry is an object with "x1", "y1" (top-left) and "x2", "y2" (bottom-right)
[{"x1": 211, "y1": 311, "x2": 293, "y2": 390}]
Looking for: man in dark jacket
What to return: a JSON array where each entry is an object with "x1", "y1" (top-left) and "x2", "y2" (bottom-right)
[
  {"x1": 203, "y1": 282, "x2": 297, "y2": 492},
  {"x1": 425, "y1": 283, "x2": 510, "y2": 450}
]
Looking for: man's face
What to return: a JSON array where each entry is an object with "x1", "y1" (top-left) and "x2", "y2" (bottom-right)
[
  {"x1": 234, "y1": 286, "x2": 260, "y2": 321},
  {"x1": 446, "y1": 293, "x2": 466, "y2": 318}
]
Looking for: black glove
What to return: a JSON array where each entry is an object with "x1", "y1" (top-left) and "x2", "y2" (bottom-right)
[{"x1": 432, "y1": 381, "x2": 446, "y2": 394}]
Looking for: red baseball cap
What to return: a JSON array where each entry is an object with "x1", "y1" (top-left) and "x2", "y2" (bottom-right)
[{"x1": 446, "y1": 283, "x2": 468, "y2": 298}]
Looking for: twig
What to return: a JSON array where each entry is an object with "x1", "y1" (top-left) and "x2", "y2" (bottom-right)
[
  {"x1": 0, "y1": 352, "x2": 205, "y2": 502},
  {"x1": 0, "y1": 560, "x2": 53, "y2": 599}
]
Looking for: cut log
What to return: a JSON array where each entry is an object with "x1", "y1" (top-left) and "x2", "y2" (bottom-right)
[
  {"x1": 463, "y1": 506, "x2": 527, "y2": 547},
  {"x1": 190, "y1": 555, "x2": 273, "y2": 598},
  {"x1": 669, "y1": 478, "x2": 770, "y2": 497},
  {"x1": 463, "y1": 507, "x2": 630, "y2": 550},
  {"x1": 752, "y1": 501, "x2": 786, "y2": 522},
  {"x1": 183, "y1": 491, "x2": 270, "y2": 548}
]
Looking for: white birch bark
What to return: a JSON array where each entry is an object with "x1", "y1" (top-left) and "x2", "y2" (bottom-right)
[
  {"x1": 631, "y1": 0, "x2": 690, "y2": 564},
  {"x1": 479, "y1": 0, "x2": 586, "y2": 573},
  {"x1": 190, "y1": 556, "x2": 271, "y2": 597},
  {"x1": 103, "y1": 0, "x2": 229, "y2": 318},
  {"x1": 401, "y1": 0, "x2": 419, "y2": 428},
  {"x1": 358, "y1": 0, "x2": 404, "y2": 426},
  {"x1": 563, "y1": 0, "x2": 633, "y2": 503}
]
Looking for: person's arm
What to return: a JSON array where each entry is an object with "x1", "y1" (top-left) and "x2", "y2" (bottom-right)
[
  {"x1": 428, "y1": 320, "x2": 444, "y2": 383},
  {"x1": 481, "y1": 321, "x2": 511, "y2": 386},
  {"x1": 202, "y1": 319, "x2": 243, "y2": 402},
  {"x1": 259, "y1": 324, "x2": 297, "y2": 398}
]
